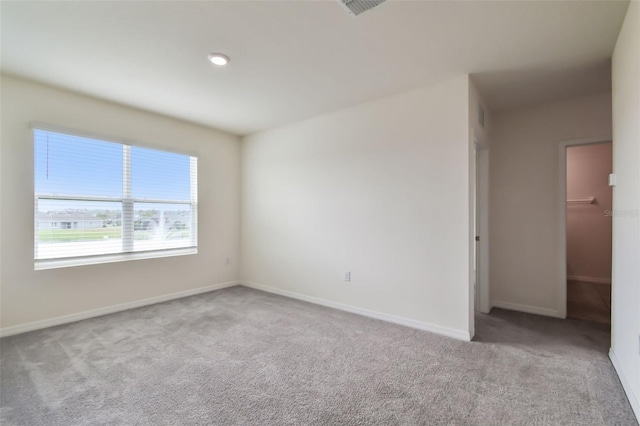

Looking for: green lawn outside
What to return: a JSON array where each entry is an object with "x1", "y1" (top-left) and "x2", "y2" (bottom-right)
[
  {"x1": 38, "y1": 226, "x2": 122, "y2": 242},
  {"x1": 38, "y1": 226, "x2": 191, "y2": 242}
]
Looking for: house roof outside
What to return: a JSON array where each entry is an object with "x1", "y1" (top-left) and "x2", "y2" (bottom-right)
[{"x1": 36, "y1": 212, "x2": 101, "y2": 222}]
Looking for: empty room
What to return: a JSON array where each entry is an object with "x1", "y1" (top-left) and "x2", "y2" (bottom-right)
[{"x1": 1, "y1": 1, "x2": 639, "y2": 425}]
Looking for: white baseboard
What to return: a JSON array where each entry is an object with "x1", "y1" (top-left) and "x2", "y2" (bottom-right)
[
  {"x1": 241, "y1": 281, "x2": 471, "y2": 342},
  {"x1": 491, "y1": 300, "x2": 563, "y2": 318},
  {"x1": 567, "y1": 275, "x2": 611, "y2": 284},
  {"x1": 609, "y1": 349, "x2": 640, "y2": 421},
  {"x1": 0, "y1": 281, "x2": 240, "y2": 338}
]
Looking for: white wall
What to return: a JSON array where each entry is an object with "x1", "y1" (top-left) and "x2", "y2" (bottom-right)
[
  {"x1": 0, "y1": 75, "x2": 241, "y2": 330},
  {"x1": 490, "y1": 92, "x2": 612, "y2": 317},
  {"x1": 610, "y1": 0, "x2": 640, "y2": 418},
  {"x1": 241, "y1": 76, "x2": 473, "y2": 340}
]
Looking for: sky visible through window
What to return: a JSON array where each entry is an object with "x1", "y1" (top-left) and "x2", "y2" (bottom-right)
[{"x1": 34, "y1": 130, "x2": 192, "y2": 209}]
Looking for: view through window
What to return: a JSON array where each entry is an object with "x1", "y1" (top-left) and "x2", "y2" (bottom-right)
[{"x1": 34, "y1": 129, "x2": 197, "y2": 263}]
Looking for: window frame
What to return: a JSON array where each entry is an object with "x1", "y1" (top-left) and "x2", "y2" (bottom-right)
[{"x1": 32, "y1": 123, "x2": 198, "y2": 270}]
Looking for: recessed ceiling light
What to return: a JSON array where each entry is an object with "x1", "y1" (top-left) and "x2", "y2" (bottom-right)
[{"x1": 208, "y1": 53, "x2": 229, "y2": 66}]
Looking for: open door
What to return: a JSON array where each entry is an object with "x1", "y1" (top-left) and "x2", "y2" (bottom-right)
[{"x1": 475, "y1": 143, "x2": 490, "y2": 314}]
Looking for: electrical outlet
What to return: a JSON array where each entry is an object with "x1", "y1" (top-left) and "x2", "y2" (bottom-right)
[{"x1": 344, "y1": 271, "x2": 351, "y2": 282}]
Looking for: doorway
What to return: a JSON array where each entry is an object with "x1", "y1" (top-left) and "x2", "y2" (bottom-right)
[
  {"x1": 475, "y1": 142, "x2": 490, "y2": 314},
  {"x1": 564, "y1": 141, "x2": 612, "y2": 324}
]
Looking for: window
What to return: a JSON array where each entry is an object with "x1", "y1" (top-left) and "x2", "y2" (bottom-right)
[{"x1": 34, "y1": 127, "x2": 197, "y2": 269}]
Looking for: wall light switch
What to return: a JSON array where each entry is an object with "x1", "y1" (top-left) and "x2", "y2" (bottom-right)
[
  {"x1": 344, "y1": 271, "x2": 351, "y2": 282},
  {"x1": 609, "y1": 173, "x2": 617, "y2": 187}
]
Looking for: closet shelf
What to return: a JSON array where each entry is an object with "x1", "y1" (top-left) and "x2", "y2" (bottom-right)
[{"x1": 567, "y1": 197, "x2": 595, "y2": 204}]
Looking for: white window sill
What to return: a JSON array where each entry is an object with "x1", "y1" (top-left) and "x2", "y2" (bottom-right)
[{"x1": 34, "y1": 247, "x2": 197, "y2": 270}]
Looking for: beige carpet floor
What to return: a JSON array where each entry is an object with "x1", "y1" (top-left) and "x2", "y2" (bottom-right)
[{"x1": 1, "y1": 286, "x2": 637, "y2": 425}]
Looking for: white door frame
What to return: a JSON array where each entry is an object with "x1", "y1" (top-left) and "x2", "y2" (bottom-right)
[
  {"x1": 557, "y1": 135, "x2": 612, "y2": 318},
  {"x1": 475, "y1": 138, "x2": 491, "y2": 314}
]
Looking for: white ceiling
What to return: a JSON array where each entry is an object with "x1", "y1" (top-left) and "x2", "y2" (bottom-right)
[{"x1": 1, "y1": 0, "x2": 629, "y2": 135}]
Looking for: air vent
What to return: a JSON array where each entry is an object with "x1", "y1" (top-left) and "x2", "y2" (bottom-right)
[{"x1": 339, "y1": 0, "x2": 388, "y2": 16}]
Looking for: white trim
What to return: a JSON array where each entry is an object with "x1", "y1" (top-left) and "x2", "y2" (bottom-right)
[
  {"x1": 567, "y1": 275, "x2": 612, "y2": 285},
  {"x1": 557, "y1": 136, "x2": 612, "y2": 318},
  {"x1": 34, "y1": 247, "x2": 197, "y2": 270},
  {"x1": 241, "y1": 281, "x2": 471, "y2": 342},
  {"x1": 609, "y1": 349, "x2": 640, "y2": 421},
  {"x1": 491, "y1": 300, "x2": 563, "y2": 318},
  {"x1": 0, "y1": 281, "x2": 240, "y2": 338}
]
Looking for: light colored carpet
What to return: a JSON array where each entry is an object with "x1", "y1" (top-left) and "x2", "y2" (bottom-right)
[{"x1": 1, "y1": 286, "x2": 637, "y2": 425}]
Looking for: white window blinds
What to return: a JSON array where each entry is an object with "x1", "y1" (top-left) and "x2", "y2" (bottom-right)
[{"x1": 34, "y1": 128, "x2": 198, "y2": 264}]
